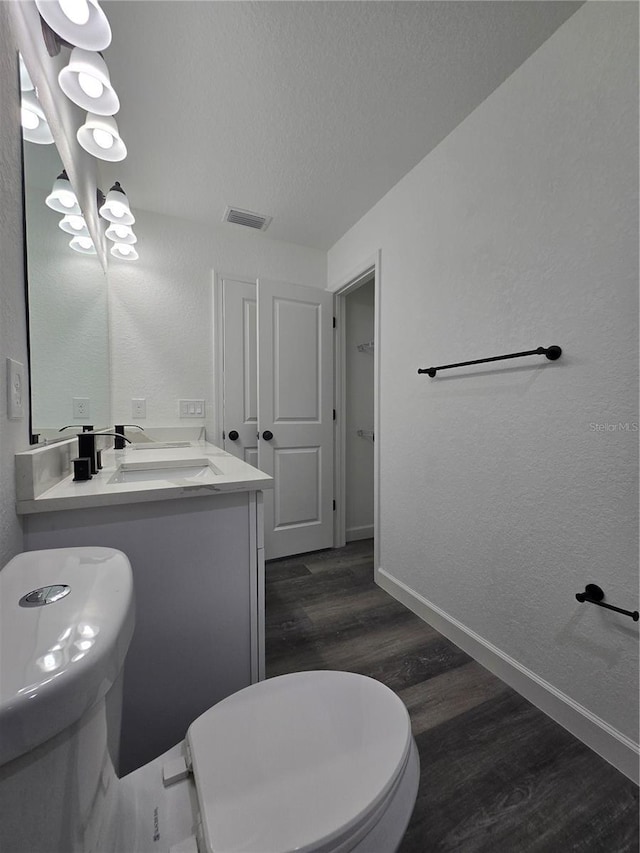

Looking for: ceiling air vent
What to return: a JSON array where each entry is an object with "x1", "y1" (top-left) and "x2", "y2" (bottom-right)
[{"x1": 223, "y1": 206, "x2": 272, "y2": 232}]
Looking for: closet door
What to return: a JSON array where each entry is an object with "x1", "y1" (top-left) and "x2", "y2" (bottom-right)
[
  {"x1": 257, "y1": 278, "x2": 334, "y2": 560},
  {"x1": 222, "y1": 277, "x2": 334, "y2": 560},
  {"x1": 221, "y1": 279, "x2": 259, "y2": 468}
]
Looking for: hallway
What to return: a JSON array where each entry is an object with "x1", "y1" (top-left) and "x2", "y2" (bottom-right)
[{"x1": 265, "y1": 540, "x2": 639, "y2": 852}]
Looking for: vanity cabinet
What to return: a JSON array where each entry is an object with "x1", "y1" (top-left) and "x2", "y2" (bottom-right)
[{"x1": 22, "y1": 489, "x2": 265, "y2": 775}]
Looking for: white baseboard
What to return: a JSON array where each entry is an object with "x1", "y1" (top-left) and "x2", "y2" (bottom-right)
[
  {"x1": 346, "y1": 525, "x2": 374, "y2": 542},
  {"x1": 377, "y1": 566, "x2": 639, "y2": 785}
]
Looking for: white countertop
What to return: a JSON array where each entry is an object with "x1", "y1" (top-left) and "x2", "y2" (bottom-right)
[{"x1": 16, "y1": 441, "x2": 273, "y2": 515}]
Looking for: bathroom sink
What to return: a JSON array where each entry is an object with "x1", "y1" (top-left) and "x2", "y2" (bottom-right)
[{"x1": 108, "y1": 460, "x2": 221, "y2": 484}]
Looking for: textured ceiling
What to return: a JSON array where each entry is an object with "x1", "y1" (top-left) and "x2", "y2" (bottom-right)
[{"x1": 98, "y1": 1, "x2": 582, "y2": 250}]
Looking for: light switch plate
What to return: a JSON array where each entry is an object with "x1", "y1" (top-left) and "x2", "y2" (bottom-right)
[
  {"x1": 179, "y1": 399, "x2": 205, "y2": 418},
  {"x1": 6, "y1": 358, "x2": 24, "y2": 420}
]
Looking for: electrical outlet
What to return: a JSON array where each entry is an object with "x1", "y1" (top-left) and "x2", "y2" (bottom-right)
[
  {"x1": 73, "y1": 397, "x2": 90, "y2": 418},
  {"x1": 179, "y1": 399, "x2": 205, "y2": 418},
  {"x1": 6, "y1": 358, "x2": 24, "y2": 420},
  {"x1": 132, "y1": 398, "x2": 146, "y2": 418}
]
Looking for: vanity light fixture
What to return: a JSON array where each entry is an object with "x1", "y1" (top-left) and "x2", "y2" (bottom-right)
[
  {"x1": 105, "y1": 222, "x2": 136, "y2": 244},
  {"x1": 99, "y1": 182, "x2": 135, "y2": 225},
  {"x1": 77, "y1": 112, "x2": 127, "y2": 161},
  {"x1": 20, "y1": 91, "x2": 54, "y2": 144},
  {"x1": 58, "y1": 47, "x2": 120, "y2": 115},
  {"x1": 45, "y1": 171, "x2": 81, "y2": 215},
  {"x1": 69, "y1": 234, "x2": 97, "y2": 255},
  {"x1": 35, "y1": 0, "x2": 111, "y2": 52},
  {"x1": 110, "y1": 243, "x2": 139, "y2": 261},
  {"x1": 58, "y1": 213, "x2": 89, "y2": 237}
]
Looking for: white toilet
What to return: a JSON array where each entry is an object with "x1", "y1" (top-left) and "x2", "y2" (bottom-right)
[{"x1": 0, "y1": 547, "x2": 419, "y2": 853}]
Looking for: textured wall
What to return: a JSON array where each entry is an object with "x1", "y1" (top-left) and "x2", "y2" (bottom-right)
[
  {"x1": 328, "y1": 2, "x2": 638, "y2": 740},
  {"x1": 108, "y1": 209, "x2": 326, "y2": 430},
  {"x1": 345, "y1": 280, "x2": 375, "y2": 537},
  {"x1": 0, "y1": 7, "x2": 29, "y2": 565}
]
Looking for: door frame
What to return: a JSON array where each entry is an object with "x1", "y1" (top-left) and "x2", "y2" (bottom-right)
[
  {"x1": 332, "y1": 250, "x2": 381, "y2": 571},
  {"x1": 211, "y1": 271, "x2": 256, "y2": 447}
]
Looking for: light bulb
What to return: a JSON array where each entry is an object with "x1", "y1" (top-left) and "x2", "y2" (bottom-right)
[
  {"x1": 111, "y1": 242, "x2": 138, "y2": 260},
  {"x1": 59, "y1": 0, "x2": 90, "y2": 26},
  {"x1": 21, "y1": 107, "x2": 39, "y2": 130},
  {"x1": 77, "y1": 71, "x2": 104, "y2": 99},
  {"x1": 113, "y1": 225, "x2": 128, "y2": 239},
  {"x1": 92, "y1": 127, "x2": 113, "y2": 149},
  {"x1": 68, "y1": 216, "x2": 85, "y2": 231},
  {"x1": 70, "y1": 234, "x2": 97, "y2": 255},
  {"x1": 58, "y1": 192, "x2": 76, "y2": 209},
  {"x1": 109, "y1": 203, "x2": 127, "y2": 219}
]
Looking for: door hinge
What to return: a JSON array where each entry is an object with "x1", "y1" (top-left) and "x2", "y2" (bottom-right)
[
  {"x1": 333, "y1": 500, "x2": 336, "y2": 511},
  {"x1": 333, "y1": 409, "x2": 336, "y2": 421},
  {"x1": 333, "y1": 316, "x2": 336, "y2": 328},
  {"x1": 222, "y1": 431, "x2": 226, "y2": 440}
]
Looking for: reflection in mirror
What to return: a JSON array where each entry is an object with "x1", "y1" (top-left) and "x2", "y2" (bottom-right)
[{"x1": 21, "y1": 74, "x2": 110, "y2": 439}]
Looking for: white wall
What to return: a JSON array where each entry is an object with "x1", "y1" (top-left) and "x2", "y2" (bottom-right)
[
  {"x1": 108, "y1": 208, "x2": 326, "y2": 432},
  {"x1": 345, "y1": 280, "x2": 375, "y2": 539},
  {"x1": 328, "y1": 1, "x2": 638, "y2": 747},
  {"x1": 0, "y1": 6, "x2": 30, "y2": 565}
]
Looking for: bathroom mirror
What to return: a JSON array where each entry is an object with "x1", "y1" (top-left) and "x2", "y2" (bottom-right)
[{"x1": 22, "y1": 123, "x2": 110, "y2": 437}]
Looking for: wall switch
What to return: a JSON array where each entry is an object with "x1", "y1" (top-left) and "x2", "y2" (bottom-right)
[
  {"x1": 6, "y1": 358, "x2": 24, "y2": 420},
  {"x1": 73, "y1": 397, "x2": 90, "y2": 418},
  {"x1": 132, "y1": 398, "x2": 147, "y2": 418},
  {"x1": 179, "y1": 399, "x2": 205, "y2": 418}
]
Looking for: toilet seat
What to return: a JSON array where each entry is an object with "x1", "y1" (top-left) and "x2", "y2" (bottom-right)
[{"x1": 186, "y1": 670, "x2": 413, "y2": 853}]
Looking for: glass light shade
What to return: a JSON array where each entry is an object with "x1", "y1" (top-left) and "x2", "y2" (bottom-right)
[
  {"x1": 105, "y1": 222, "x2": 136, "y2": 244},
  {"x1": 46, "y1": 172, "x2": 81, "y2": 215},
  {"x1": 111, "y1": 243, "x2": 138, "y2": 261},
  {"x1": 99, "y1": 182, "x2": 134, "y2": 225},
  {"x1": 69, "y1": 235, "x2": 97, "y2": 255},
  {"x1": 59, "y1": 214, "x2": 89, "y2": 237},
  {"x1": 77, "y1": 112, "x2": 127, "y2": 161},
  {"x1": 35, "y1": 0, "x2": 112, "y2": 51},
  {"x1": 20, "y1": 91, "x2": 54, "y2": 144},
  {"x1": 58, "y1": 48, "x2": 119, "y2": 115}
]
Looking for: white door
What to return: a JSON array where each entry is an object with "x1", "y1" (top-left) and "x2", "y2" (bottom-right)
[
  {"x1": 221, "y1": 277, "x2": 334, "y2": 560},
  {"x1": 222, "y1": 279, "x2": 258, "y2": 468}
]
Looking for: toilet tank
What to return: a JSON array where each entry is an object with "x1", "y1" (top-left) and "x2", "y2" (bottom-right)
[{"x1": 0, "y1": 546, "x2": 135, "y2": 766}]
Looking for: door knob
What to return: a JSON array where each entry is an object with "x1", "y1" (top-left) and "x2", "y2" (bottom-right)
[
  {"x1": 261, "y1": 430, "x2": 274, "y2": 441},
  {"x1": 228, "y1": 430, "x2": 239, "y2": 441}
]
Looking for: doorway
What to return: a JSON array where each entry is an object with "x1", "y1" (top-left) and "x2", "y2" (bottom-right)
[{"x1": 333, "y1": 253, "x2": 381, "y2": 571}]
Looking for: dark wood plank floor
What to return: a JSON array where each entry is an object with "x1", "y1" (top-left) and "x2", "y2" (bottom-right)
[{"x1": 265, "y1": 540, "x2": 639, "y2": 853}]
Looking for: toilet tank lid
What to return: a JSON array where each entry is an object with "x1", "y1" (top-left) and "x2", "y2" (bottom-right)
[
  {"x1": 0, "y1": 547, "x2": 134, "y2": 766},
  {"x1": 186, "y1": 670, "x2": 413, "y2": 853}
]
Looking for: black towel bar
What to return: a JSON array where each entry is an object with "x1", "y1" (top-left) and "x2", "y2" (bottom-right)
[
  {"x1": 575, "y1": 584, "x2": 639, "y2": 621},
  {"x1": 418, "y1": 345, "x2": 562, "y2": 377}
]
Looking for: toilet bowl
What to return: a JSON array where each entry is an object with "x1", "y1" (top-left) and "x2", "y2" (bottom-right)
[{"x1": 0, "y1": 547, "x2": 419, "y2": 853}]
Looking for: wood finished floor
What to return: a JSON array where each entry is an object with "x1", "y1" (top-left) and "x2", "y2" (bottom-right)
[{"x1": 265, "y1": 540, "x2": 639, "y2": 853}]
